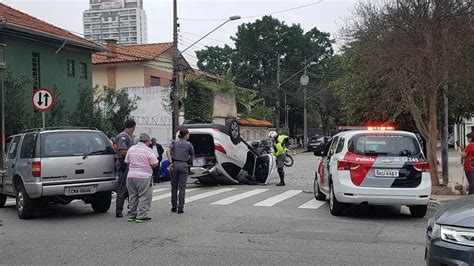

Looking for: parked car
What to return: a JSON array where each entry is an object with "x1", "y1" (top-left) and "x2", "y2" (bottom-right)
[
  {"x1": 313, "y1": 127, "x2": 431, "y2": 217},
  {"x1": 183, "y1": 120, "x2": 275, "y2": 185},
  {"x1": 307, "y1": 135, "x2": 328, "y2": 152},
  {"x1": 425, "y1": 195, "x2": 474, "y2": 265},
  {"x1": 0, "y1": 127, "x2": 117, "y2": 219}
]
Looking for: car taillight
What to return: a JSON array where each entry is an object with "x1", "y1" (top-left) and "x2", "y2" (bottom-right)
[
  {"x1": 32, "y1": 162, "x2": 41, "y2": 177},
  {"x1": 337, "y1": 160, "x2": 360, "y2": 171},
  {"x1": 215, "y1": 143, "x2": 226, "y2": 154},
  {"x1": 413, "y1": 162, "x2": 430, "y2": 172}
]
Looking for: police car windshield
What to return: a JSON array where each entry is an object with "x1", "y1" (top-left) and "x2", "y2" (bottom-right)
[{"x1": 349, "y1": 134, "x2": 421, "y2": 157}]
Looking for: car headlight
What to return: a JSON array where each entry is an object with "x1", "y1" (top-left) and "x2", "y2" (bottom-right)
[{"x1": 441, "y1": 225, "x2": 474, "y2": 247}]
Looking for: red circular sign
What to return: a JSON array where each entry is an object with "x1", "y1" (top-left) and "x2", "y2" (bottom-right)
[{"x1": 32, "y1": 88, "x2": 55, "y2": 112}]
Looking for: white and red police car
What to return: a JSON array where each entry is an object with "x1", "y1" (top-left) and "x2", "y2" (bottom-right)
[{"x1": 313, "y1": 126, "x2": 431, "y2": 217}]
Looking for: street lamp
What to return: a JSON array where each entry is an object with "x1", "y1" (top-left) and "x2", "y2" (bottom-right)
[
  {"x1": 180, "y1": 15, "x2": 241, "y2": 54},
  {"x1": 0, "y1": 43, "x2": 6, "y2": 178},
  {"x1": 300, "y1": 61, "x2": 316, "y2": 149}
]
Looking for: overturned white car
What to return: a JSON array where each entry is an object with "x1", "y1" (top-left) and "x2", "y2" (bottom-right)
[{"x1": 182, "y1": 120, "x2": 276, "y2": 185}]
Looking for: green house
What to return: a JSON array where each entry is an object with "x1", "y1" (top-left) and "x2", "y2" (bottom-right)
[{"x1": 0, "y1": 3, "x2": 103, "y2": 112}]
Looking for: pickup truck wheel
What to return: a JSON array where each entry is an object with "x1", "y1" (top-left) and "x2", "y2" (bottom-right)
[
  {"x1": 91, "y1": 192, "x2": 112, "y2": 213},
  {"x1": 16, "y1": 183, "x2": 37, "y2": 219},
  {"x1": 314, "y1": 175, "x2": 326, "y2": 201},
  {"x1": 409, "y1": 205, "x2": 427, "y2": 218},
  {"x1": 329, "y1": 183, "x2": 345, "y2": 216},
  {"x1": 0, "y1": 194, "x2": 7, "y2": 208}
]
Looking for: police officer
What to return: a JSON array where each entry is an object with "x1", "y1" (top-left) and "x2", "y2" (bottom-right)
[
  {"x1": 115, "y1": 119, "x2": 136, "y2": 218},
  {"x1": 166, "y1": 128, "x2": 195, "y2": 214},
  {"x1": 268, "y1": 131, "x2": 289, "y2": 186}
]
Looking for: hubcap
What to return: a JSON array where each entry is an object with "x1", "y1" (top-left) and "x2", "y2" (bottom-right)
[
  {"x1": 314, "y1": 178, "x2": 319, "y2": 196},
  {"x1": 231, "y1": 123, "x2": 239, "y2": 138},
  {"x1": 17, "y1": 190, "x2": 24, "y2": 213}
]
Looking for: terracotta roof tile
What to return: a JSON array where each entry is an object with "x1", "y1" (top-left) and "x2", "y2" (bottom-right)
[
  {"x1": 92, "y1": 43, "x2": 173, "y2": 64},
  {"x1": 0, "y1": 3, "x2": 101, "y2": 50},
  {"x1": 238, "y1": 118, "x2": 274, "y2": 127}
]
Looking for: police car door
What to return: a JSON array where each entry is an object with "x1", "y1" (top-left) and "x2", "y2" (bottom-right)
[{"x1": 326, "y1": 137, "x2": 340, "y2": 189}]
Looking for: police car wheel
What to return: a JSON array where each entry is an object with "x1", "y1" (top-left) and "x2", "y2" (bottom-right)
[
  {"x1": 329, "y1": 183, "x2": 345, "y2": 216},
  {"x1": 408, "y1": 205, "x2": 427, "y2": 218},
  {"x1": 314, "y1": 175, "x2": 326, "y2": 201}
]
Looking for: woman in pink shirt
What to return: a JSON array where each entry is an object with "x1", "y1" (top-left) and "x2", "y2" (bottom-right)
[{"x1": 125, "y1": 133, "x2": 159, "y2": 223}]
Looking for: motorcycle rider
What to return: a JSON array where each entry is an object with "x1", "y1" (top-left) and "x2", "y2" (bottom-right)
[{"x1": 268, "y1": 131, "x2": 289, "y2": 186}]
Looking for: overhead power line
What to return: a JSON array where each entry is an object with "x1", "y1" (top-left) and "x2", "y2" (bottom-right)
[{"x1": 180, "y1": 0, "x2": 325, "y2": 21}]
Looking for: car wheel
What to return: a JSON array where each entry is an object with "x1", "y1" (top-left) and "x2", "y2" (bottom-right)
[
  {"x1": 0, "y1": 194, "x2": 7, "y2": 208},
  {"x1": 409, "y1": 205, "x2": 427, "y2": 218},
  {"x1": 16, "y1": 183, "x2": 37, "y2": 219},
  {"x1": 226, "y1": 119, "x2": 241, "y2": 145},
  {"x1": 91, "y1": 191, "x2": 112, "y2": 213},
  {"x1": 329, "y1": 183, "x2": 345, "y2": 216},
  {"x1": 314, "y1": 175, "x2": 326, "y2": 201}
]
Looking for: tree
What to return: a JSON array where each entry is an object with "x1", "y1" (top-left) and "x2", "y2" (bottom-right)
[
  {"x1": 342, "y1": 0, "x2": 474, "y2": 185},
  {"x1": 196, "y1": 16, "x2": 336, "y2": 134},
  {"x1": 183, "y1": 77, "x2": 214, "y2": 123},
  {"x1": 4, "y1": 71, "x2": 33, "y2": 137}
]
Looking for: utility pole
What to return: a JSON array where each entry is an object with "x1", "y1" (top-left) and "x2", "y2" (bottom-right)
[
  {"x1": 300, "y1": 59, "x2": 309, "y2": 150},
  {"x1": 284, "y1": 92, "x2": 288, "y2": 132},
  {"x1": 276, "y1": 54, "x2": 281, "y2": 130},
  {"x1": 0, "y1": 43, "x2": 6, "y2": 189},
  {"x1": 171, "y1": 0, "x2": 179, "y2": 139}
]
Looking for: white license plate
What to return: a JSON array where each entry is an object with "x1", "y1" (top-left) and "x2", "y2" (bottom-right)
[
  {"x1": 375, "y1": 169, "x2": 399, "y2": 177},
  {"x1": 66, "y1": 185, "x2": 97, "y2": 196},
  {"x1": 193, "y1": 157, "x2": 205, "y2": 167}
]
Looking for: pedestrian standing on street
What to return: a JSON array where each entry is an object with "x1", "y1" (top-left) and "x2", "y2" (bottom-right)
[
  {"x1": 125, "y1": 133, "x2": 159, "y2": 223},
  {"x1": 115, "y1": 119, "x2": 136, "y2": 218},
  {"x1": 149, "y1": 138, "x2": 164, "y2": 183},
  {"x1": 460, "y1": 132, "x2": 474, "y2": 194},
  {"x1": 166, "y1": 128, "x2": 195, "y2": 214},
  {"x1": 268, "y1": 130, "x2": 289, "y2": 186}
]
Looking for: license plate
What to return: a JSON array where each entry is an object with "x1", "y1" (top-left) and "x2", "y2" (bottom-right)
[
  {"x1": 66, "y1": 185, "x2": 97, "y2": 196},
  {"x1": 193, "y1": 157, "x2": 205, "y2": 167},
  {"x1": 375, "y1": 169, "x2": 399, "y2": 177}
]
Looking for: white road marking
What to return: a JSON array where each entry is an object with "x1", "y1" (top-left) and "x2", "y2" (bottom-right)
[
  {"x1": 186, "y1": 188, "x2": 236, "y2": 203},
  {"x1": 211, "y1": 189, "x2": 269, "y2": 205},
  {"x1": 400, "y1": 206, "x2": 411, "y2": 215},
  {"x1": 253, "y1": 190, "x2": 302, "y2": 207},
  {"x1": 297, "y1": 199, "x2": 326, "y2": 209},
  {"x1": 152, "y1": 188, "x2": 202, "y2": 202},
  {"x1": 153, "y1": 188, "x2": 170, "y2": 193}
]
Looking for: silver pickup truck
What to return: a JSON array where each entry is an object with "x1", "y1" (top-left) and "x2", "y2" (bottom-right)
[{"x1": 0, "y1": 128, "x2": 117, "y2": 219}]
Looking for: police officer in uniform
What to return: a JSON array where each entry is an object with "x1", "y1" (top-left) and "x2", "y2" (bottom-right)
[
  {"x1": 166, "y1": 128, "x2": 195, "y2": 214},
  {"x1": 115, "y1": 119, "x2": 136, "y2": 218},
  {"x1": 268, "y1": 131, "x2": 289, "y2": 186}
]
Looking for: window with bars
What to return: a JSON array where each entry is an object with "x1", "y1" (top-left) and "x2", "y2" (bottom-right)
[
  {"x1": 67, "y1": 59, "x2": 75, "y2": 77},
  {"x1": 32, "y1": 53, "x2": 40, "y2": 90},
  {"x1": 79, "y1": 62, "x2": 87, "y2": 79}
]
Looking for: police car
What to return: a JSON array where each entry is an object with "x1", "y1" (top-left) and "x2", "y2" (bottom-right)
[{"x1": 313, "y1": 126, "x2": 431, "y2": 217}]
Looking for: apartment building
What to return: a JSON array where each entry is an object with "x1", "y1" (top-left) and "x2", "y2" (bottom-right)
[{"x1": 83, "y1": 0, "x2": 147, "y2": 45}]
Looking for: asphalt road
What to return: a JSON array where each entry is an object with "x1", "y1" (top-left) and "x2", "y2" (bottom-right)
[{"x1": 0, "y1": 152, "x2": 435, "y2": 265}]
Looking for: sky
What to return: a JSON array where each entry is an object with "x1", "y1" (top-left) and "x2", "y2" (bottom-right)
[{"x1": 2, "y1": 0, "x2": 358, "y2": 68}]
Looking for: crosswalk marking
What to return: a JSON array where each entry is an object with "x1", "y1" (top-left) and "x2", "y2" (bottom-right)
[
  {"x1": 186, "y1": 188, "x2": 236, "y2": 203},
  {"x1": 153, "y1": 188, "x2": 170, "y2": 193},
  {"x1": 298, "y1": 199, "x2": 326, "y2": 209},
  {"x1": 211, "y1": 189, "x2": 269, "y2": 205},
  {"x1": 152, "y1": 188, "x2": 202, "y2": 202},
  {"x1": 254, "y1": 190, "x2": 302, "y2": 207}
]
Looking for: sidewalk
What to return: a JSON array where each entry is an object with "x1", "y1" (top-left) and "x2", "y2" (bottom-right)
[{"x1": 436, "y1": 149, "x2": 467, "y2": 194}]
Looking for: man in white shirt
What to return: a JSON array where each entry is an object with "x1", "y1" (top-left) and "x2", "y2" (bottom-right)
[{"x1": 148, "y1": 138, "x2": 164, "y2": 183}]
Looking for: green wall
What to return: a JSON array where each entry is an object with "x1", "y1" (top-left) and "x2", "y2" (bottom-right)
[{"x1": 1, "y1": 36, "x2": 93, "y2": 112}]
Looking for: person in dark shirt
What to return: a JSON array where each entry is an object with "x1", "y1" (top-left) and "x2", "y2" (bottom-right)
[{"x1": 149, "y1": 138, "x2": 164, "y2": 183}]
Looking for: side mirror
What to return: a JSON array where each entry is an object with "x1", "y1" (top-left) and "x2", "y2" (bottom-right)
[{"x1": 313, "y1": 149, "x2": 325, "y2": 157}]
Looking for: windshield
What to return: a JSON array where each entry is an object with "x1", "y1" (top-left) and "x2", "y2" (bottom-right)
[
  {"x1": 41, "y1": 131, "x2": 114, "y2": 158},
  {"x1": 349, "y1": 134, "x2": 421, "y2": 157}
]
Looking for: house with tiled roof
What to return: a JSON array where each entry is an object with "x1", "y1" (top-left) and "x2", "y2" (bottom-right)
[
  {"x1": 92, "y1": 40, "x2": 192, "y2": 90},
  {"x1": 0, "y1": 3, "x2": 103, "y2": 111}
]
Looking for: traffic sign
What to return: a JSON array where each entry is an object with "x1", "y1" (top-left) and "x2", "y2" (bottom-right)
[{"x1": 32, "y1": 88, "x2": 55, "y2": 112}]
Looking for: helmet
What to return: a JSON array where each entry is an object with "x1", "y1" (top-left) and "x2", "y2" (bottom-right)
[{"x1": 267, "y1": 131, "x2": 278, "y2": 139}]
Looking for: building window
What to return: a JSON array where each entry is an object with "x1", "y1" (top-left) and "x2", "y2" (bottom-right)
[
  {"x1": 151, "y1": 76, "x2": 161, "y2": 86},
  {"x1": 32, "y1": 53, "x2": 40, "y2": 90},
  {"x1": 67, "y1": 59, "x2": 75, "y2": 77},
  {"x1": 79, "y1": 62, "x2": 87, "y2": 79}
]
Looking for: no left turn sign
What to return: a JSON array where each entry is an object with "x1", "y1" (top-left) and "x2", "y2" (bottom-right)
[{"x1": 32, "y1": 88, "x2": 55, "y2": 112}]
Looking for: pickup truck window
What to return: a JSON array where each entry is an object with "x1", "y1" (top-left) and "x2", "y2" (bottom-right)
[
  {"x1": 20, "y1": 133, "x2": 37, "y2": 159},
  {"x1": 7, "y1": 136, "x2": 21, "y2": 159}
]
